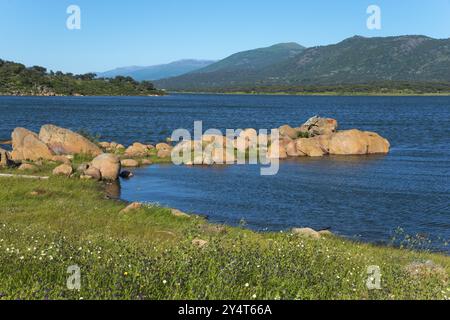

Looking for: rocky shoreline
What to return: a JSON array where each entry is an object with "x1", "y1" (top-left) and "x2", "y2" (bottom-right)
[
  {"x1": 170, "y1": 116, "x2": 390, "y2": 165},
  {"x1": 0, "y1": 116, "x2": 391, "y2": 238}
]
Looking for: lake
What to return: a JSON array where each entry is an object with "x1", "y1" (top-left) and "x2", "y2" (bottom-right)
[{"x1": 1, "y1": 94, "x2": 449, "y2": 252}]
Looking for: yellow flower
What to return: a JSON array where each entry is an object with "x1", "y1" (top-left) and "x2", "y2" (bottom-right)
[{"x1": 124, "y1": 272, "x2": 128, "y2": 276}]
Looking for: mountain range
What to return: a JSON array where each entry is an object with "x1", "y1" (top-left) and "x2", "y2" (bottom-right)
[
  {"x1": 97, "y1": 59, "x2": 216, "y2": 81},
  {"x1": 154, "y1": 35, "x2": 450, "y2": 92}
]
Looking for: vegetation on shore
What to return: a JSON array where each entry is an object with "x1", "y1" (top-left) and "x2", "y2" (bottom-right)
[
  {"x1": 170, "y1": 81, "x2": 450, "y2": 96},
  {"x1": 0, "y1": 60, "x2": 164, "y2": 96},
  {"x1": 0, "y1": 158, "x2": 449, "y2": 300}
]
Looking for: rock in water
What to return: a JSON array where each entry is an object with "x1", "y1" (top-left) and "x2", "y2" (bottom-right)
[
  {"x1": 365, "y1": 131, "x2": 391, "y2": 154},
  {"x1": 279, "y1": 125, "x2": 299, "y2": 139},
  {"x1": 156, "y1": 143, "x2": 172, "y2": 152},
  {"x1": 39, "y1": 124, "x2": 102, "y2": 156},
  {"x1": 267, "y1": 144, "x2": 288, "y2": 159},
  {"x1": 301, "y1": 116, "x2": 338, "y2": 136},
  {"x1": 157, "y1": 148, "x2": 172, "y2": 159},
  {"x1": 329, "y1": 129, "x2": 390, "y2": 155},
  {"x1": 120, "y1": 159, "x2": 139, "y2": 167},
  {"x1": 119, "y1": 170, "x2": 134, "y2": 179},
  {"x1": 90, "y1": 153, "x2": 121, "y2": 181},
  {"x1": 11, "y1": 127, "x2": 54, "y2": 161},
  {"x1": 296, "y1": 138, "x2": 325, "y2": 157}
]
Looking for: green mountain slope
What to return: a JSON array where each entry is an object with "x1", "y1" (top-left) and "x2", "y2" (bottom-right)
[
  {"x1": 196, "y1": 42, "x2": 305, "y2": 73},
  {"x1": 155, "y1": 43, "x2": 306, "y2": 89},
  {"x1": 155, "y1": 36, "x2": 450, "y2": 92}
]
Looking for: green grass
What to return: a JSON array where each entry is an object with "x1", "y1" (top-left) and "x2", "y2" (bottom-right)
[{"x1": 0, "y1": 166, "x2": 449, "y2": 300}]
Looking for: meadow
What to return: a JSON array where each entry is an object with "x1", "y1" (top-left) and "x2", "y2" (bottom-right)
[{"x1": 0, "y1": 162, "x2": 449, "y2": 300}]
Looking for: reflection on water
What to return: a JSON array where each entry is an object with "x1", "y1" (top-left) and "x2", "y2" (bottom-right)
[{"x1": 105, "y1": 181, "x2": 121, "y2": 199}]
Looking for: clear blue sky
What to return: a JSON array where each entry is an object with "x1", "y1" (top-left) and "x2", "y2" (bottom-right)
[{"x1": 1, "y1": 0, "x2": 449, "y2": 73}]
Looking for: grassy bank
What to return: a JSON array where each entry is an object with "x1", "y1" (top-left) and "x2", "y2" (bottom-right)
[{"x1": 0, "y1": 162, "x2": 449, "y2": 300}]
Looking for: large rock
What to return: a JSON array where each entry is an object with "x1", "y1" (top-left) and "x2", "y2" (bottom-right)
[
  {"x1": 211, "y1": 147, "x2": 235, "y2": 164},
  {"x1": 121, "y1": 159, "x2": 139, "y2": 167},
  {"x1": 52, "y1": 164, "x2": 73, "y2": 176},
  {"x1": 365, "y1": 131, "x2": 391, "y2": 154},
  {"x1": 239, "y1": 128, "x2": 258, "y2": 141},
  {"x1": 157, "y1": 148, "x2": 172, "y2": 159},
  {"x1": 292, "y1": 227, "x2": 321, "y2": 239},
  {"x1": 39, "y1": 125, "x2": 102, "y2": 156},
  {"x1": 301, "y1": 116, "x2": 338, "y2": 136},
  {"x1": 90, "y1": 153, "x2": 121, "y2": 180},
  {"x1": 279, "y1": 125, "x2": 299, "y2": 139},
  {"x1": 156, "y1": 143, "x2": 172, "y2": 151},
  {"x1": 84, "y1": 167, "x2": 102, "y2": 180},
  {"x1": 0, "y1": 148, "x2": 12, "y2": 167},
  {"x1": 329, "y1": 130, "x2": 390, "y2": 155},
  {"x1": 11, "y1": 128, "x2": 54, "y2": 161},
  {"x1": 125, "y1": 142, "x2": 150, "y2": 157},
  {"x1": 51, "y1": 155, "x2": 72, "y2": 165},
  {"x1": 267, "y1": 144, "x2": 288, "y2": 159},
  {"x1": 310, "y1": 134, "x2": 332, "y2": 154},
  {"x1": 296, "y1": 138, "x2": 325, "y2": 157},
  {"x1": 285, "y1": 141, "x2": 300, "y2": 157},
  {"x1": 234, "y1": 137, "x2": 250, "y2": 153}
]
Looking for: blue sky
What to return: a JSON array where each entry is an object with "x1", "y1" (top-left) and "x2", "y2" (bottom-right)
[{"x1": 1, "y1": 0, "x2": 449, "y2": 73}]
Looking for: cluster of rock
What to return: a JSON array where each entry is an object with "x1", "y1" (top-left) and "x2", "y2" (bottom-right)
[
  {"x1": 1, "y1": 124, "x2": 172, "y2": 181},
  {"x1": 172, "y1": 116, "x2": 390, "y2": 165},
  {"x1": 10, "y1": 125, "x2": 102, "y2": 161}
]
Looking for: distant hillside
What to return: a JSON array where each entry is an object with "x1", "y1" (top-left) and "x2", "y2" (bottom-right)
[
  {"x1": 155, "y1": 36, "x2": 450, "y2": 93},
  {"x1": 0, "y1": 60, "x2": 164, "y2": 96},
  {"x1": 98, "y1": 59, "x2": 216, "y2": 81},
  {"x1": 195, "y1": 42, "x2": 305, "y2": 73},
  {"x1": 156, "y1": 43, "x2": 305, "y2": 89}
]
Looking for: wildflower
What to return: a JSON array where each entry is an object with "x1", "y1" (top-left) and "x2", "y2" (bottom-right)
[
  {"x1": 124, "y1": 272, "x2": 128, "y2": 276},
  {"x1": 163, "y1": 280, "x2": 167, "y2": 284},
  {"x1": 245, "y1": 283, "x2": 249, "y2": 287},
  {"x1": 252, "y1": 294, "x2": 257, "y2": 299}
]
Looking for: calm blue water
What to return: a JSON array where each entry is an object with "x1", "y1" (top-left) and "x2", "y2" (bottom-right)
[{"x1": 1, "y1": 95, "x2": 449, "y2": 252}]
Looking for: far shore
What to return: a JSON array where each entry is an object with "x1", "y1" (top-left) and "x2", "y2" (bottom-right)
[
  {"x1": 2, "y1": 91, "x2": 450, "y2": 98},
  {"x1": 167, "y1": 90, "x2": 450, "y2": 97}
]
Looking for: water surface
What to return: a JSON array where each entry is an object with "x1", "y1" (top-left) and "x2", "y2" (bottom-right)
[{"x1": 1, "y1": 95, "x2": 449, "y2": 251}]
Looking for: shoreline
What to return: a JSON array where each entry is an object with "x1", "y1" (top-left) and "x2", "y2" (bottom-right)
[
  {"x1": 2, "y1": 91, "x2": 450, "y2": 98},
  {"x1": 169, "y1": 91, "x2": 450, "y2": 97},
  {"x1": 2, "y1": 156, "x2": 449, "y2": 256},
  {"x1": 1, "y1": 160, "x2": 450, "y2": 300},
  {"x1": 1, "y1": 137, "x2": 450, "y2": 299}
]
